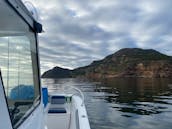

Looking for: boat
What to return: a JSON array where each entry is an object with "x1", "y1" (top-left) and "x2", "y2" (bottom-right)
[{"x1": 0, "y1": 0, "x2": 91, "y2": 129}]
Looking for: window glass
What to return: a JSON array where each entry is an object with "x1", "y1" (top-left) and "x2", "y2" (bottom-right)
[{"x1": 0, "y1": 34, "x2": 40, "y2": 128}]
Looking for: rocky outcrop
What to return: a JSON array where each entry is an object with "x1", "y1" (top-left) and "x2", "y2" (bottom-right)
[
  {"x1": 72, "y1": 48, "x2": 172, "y2": 78},
  {"x1": 121, "y1": 61, "x2": 172, "y2": 78}
]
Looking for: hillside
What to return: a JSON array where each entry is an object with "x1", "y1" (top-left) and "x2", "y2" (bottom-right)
[
  {"x1": 42, "y1": 66, "x2": 71, "y2": 78},
  {"x1": 72, "y1": 48, "x2": 172, "y2": 78},
  {"x1": 42, "y1": 48, "x2": 172, "y2": 78}
]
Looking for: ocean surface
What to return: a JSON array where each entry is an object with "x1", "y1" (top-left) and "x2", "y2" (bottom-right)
[{"x1": 42, "y1": 78, "x2": 172, "y2": 129}]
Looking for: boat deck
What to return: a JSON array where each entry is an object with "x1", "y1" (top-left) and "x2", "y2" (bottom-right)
[
  {"x1": 45, "y1": 95, "x2": 72, "y2": 129},
  {"x1": 44, "y1": 91, "x2": 90, "y2": 129}
]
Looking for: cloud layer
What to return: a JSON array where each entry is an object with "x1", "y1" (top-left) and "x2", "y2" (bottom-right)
[{"x1": 28, "y1": 0, "x2": 172, "y2": 73}]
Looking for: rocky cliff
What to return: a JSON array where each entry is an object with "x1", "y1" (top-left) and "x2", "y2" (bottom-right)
[{"x1": 72, "y1": 48, "x2": 172, "y2": 78}]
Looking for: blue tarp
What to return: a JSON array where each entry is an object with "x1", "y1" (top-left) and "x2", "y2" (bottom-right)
[{"x1": 10, "y1": 85, "x2": 34, "y2": 100}]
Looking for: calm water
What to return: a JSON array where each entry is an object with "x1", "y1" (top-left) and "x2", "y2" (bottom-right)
[{"x1": 42, "y1": 78, "x2": 172, "y2": 129}]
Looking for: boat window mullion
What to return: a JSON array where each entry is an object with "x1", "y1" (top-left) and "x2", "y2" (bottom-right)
[{"x1": 30, "y1": 33, "x2": 40, "y2": 100}]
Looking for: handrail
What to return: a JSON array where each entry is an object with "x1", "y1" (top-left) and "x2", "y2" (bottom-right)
[{"x1": 63, "y1": 86, "x2": 85, "y2": 106}]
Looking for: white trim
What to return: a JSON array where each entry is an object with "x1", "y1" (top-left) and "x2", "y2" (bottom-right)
[
  {"x1": 0, "y1": 75, "x2": 13, "y2": 129},
  {"x1": 73, "y1": 96, "x2": 91, "y2": 129},
  {"x1": 7, "y1": 0, "x2": 35, "y2": 29}
]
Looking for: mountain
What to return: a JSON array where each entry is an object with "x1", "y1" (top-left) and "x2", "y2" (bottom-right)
[
  {"x1": 42, "y1": 48, "x2": 172, "y2": 78},
  {"x1": 41, "y1": 66, "x2": 71, "y2": 78},
  {"x1": 72, "y1": 48, "x2": 172, "y2": 78}
]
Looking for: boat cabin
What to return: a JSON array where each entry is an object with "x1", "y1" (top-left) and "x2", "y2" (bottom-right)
[{"x1": 0, "y1": 0, "x2": 42, "y2": 129}]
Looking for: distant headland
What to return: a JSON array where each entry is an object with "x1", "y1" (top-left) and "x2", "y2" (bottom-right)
[{"x1": 42, "y1": 48, "x2": 172, "y2": 79}]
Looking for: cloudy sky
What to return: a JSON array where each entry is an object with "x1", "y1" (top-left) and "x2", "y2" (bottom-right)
[{"x1": 27, "y1": 0, "x2": 172, "y2": 73}]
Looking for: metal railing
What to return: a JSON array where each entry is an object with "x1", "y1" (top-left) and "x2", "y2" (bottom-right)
[{"x1": 62, "y1": 86, "x2": 85, "y2": 106}]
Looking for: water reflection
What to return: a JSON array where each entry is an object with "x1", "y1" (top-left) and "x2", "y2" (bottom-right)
[
  {"x1": 95, "y1": 78, "x2": 172, "y2": 116},
  {"x1": 42, "y1": 78, "x2": 172, "y2": 129}
]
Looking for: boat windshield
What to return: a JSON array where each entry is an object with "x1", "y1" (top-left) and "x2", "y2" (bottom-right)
[{"x1": 0, "y1": 2, "x2": 40, "y2": 128}]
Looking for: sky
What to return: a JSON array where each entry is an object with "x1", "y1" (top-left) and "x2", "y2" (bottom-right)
[{"x1": 26, "y1": 0, "x2": 172, "y2": 73}]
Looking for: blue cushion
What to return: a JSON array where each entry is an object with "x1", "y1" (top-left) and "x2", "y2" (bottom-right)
[
  {"x1": 42, "y1": 87, "x2": 48, "y2": 107},
  {"x1": 51, "y1": 96, "x2": 65, "y2": 99},
  {"x1": 51, "y1": 96, "x2": 66, "y2": 104},
  {"x1": 48, "y1": 108, "x2": 66, "y2": 113}
]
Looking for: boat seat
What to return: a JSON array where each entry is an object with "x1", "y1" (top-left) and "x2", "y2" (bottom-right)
[
  {"x1": 48, "y1": 108, "x2": 66, "y2": 114},
  {"x1": 47, "y1": 109, "x2": 70, "y2": 129},
  {"x1": 50, "y1": 96, "x2": 66, "y2": 104}
]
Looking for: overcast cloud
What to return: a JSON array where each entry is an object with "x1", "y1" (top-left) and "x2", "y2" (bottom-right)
[{"x1": 27, "y1": 0, "x2": 172, "y2": 73}]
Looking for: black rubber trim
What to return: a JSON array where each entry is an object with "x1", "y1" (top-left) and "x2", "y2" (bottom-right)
[{"x1": 34, "y1": 33, "x2": 42, "y2": 104}]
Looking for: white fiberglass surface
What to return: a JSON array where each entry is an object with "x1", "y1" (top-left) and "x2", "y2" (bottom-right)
[{"x1": 0, "y1": 1, "x2": 28, "y2": 33}]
